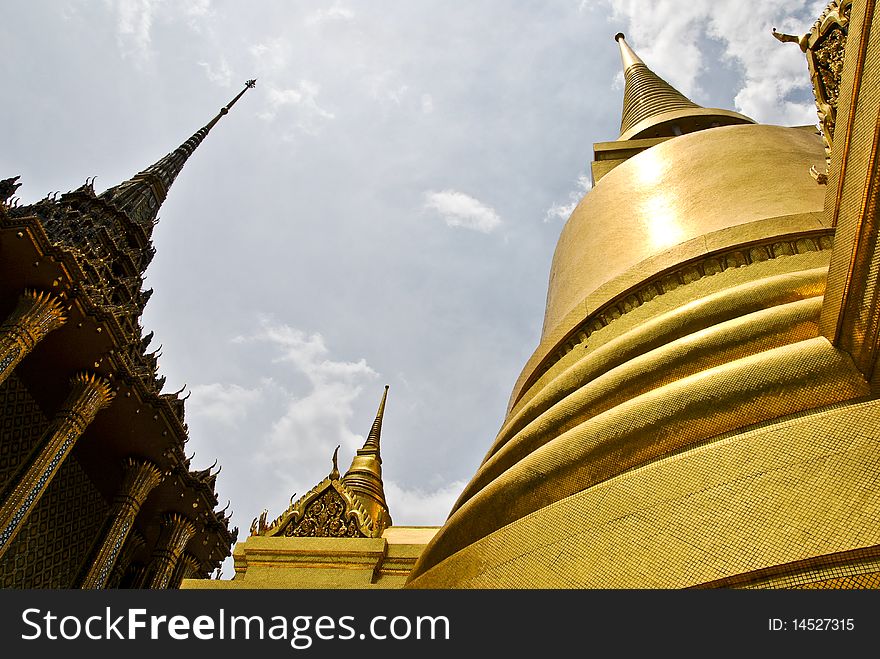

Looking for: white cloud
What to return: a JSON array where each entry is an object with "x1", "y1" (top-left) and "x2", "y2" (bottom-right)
[
  {"x1": 384, "y1": 480, "x2": 467, "y2": 526},
  {"x1": 424, "y1": 190, "x2": 502, "y2": 233},
  {"x1": 112, "y1": 0, "x2": 159, "y2": 61},
  {"x1": 367, "y1": 70, "x2": 409, "y2": 106},
  {"x1": 421, "y1": 93, "x2": 434, "y2": 114},
  {"x1": 258, "y1": 81, "x2": 336, "y2": 136},
  {"x1": 233, "y1": 317, "x2": 378, "y2": 480},
  {"x1": 241, "y1": 319, "x2": 376, "y2": 387},
  {"x1": 198, "y1": 57, "x2": 232, "y2": 87},
  {"x1": 543, "y1": 173, "x2": 592, "y2": 223},
  {"x1": 186, "y1": 382, "x2": 262, "y2": 426},
  {"x1": 249, "y1": 38, "x2": 290, "y2": 75},
  {"x1": 183, "y1": 0, "x2": 211, "y2": 16},
  {"x1": 305, "y1": 3, "x2": 355, "y2": 27},
  {"x1": 107, "y1": 0, "x2": 215, "y2": 62}
]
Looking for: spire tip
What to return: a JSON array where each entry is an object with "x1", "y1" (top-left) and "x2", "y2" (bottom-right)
[{"x1": 614, "y1": 32, "x2": 626, "y2": 42}]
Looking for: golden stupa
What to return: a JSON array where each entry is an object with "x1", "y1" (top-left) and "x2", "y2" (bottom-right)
[{"x1": 406, "y1": 0, "x2": 880, "y2": 589}]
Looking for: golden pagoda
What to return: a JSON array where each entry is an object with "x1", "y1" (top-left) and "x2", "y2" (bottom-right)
[
  {"x1": 186, "y1": 386, "x2": 438, "y2": 589},
  {"x1": 0, "y1": 81, "x2": 257, "y2": 588},
  {"x1": 407, "y1": 0, "x2": 880, "y2": 589}
]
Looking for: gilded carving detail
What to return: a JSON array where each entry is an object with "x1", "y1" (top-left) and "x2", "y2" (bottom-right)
[
  {"x1": 80, "y1": 458, "x2": 163, "y2": 589},
  {"x1": 281, "y1": 489, "x2": 365, "y2": 538},
  {"x1": 148, "y1": 513, "x2": 196, "y2": 589},
  {"x1": 254, "y1": 476, "x2": 375, "y2": 540},
  {"x1": 773, "y1": 1, "x2": 852, "y2": 183}
]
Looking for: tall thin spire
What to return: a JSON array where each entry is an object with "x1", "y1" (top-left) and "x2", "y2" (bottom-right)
[
  {"x1": 100, "y1": 79, "x2": 257, "y2": 231},
  {"x1": 342, "y1": 386, "x2": 392, "y2": 532},
  {"x1": 613, "y1": 34, "x2": 753, "y2": 141},
  {"x1": 363, "y1": 384, "x2": 388, "y2": 453}
]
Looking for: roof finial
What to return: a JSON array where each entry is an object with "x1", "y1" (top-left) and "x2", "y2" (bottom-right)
[
  {"x1": 362, "y1": 384, "x2": 389, "y2": 454},
  {"x1": 330, "y1": 445, "x2": 340, "y2": 480},
  {"x1": 99, "y1": 79, "x2": 257, "y2": 238}
]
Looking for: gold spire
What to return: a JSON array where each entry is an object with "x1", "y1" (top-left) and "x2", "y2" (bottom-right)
[
  {"x1": 341, "y1": 386, "x2": 392, "y2": 533},
  {"x1": 100, "y1": 79, "x2": 257, "y2": 233},
  {"x1": 614, "y1": 34, "x2": 753, "y2": 141}
]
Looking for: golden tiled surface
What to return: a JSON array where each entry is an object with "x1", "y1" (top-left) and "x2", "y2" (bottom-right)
[
  {"x1": 488, "y1": 253, "x2": 830, "y2": 470},
  {"x1": 461, "y1": 296, "x2": 824, "y2": 508},
  {"x1": 543, "y1": 125, "x2": 826, "y2": 340},
  {"x1": 695, "y1": 545, "x2": 880, "y2": 589},
  {"x1": 820, "y1": 0, "x2": 880, "y2": 386},
  {"x1": 408, "y1": 399, "x2": 880, "y2": 588},
  {"x1": 509, "y1": 212, "x2": 831, "y2": 414},
  {"x1": 411, "y1": 337, "x2": 869, "y2": 583}
]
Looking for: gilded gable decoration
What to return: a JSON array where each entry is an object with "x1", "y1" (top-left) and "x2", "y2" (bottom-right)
[
  {"x1": 250, "y1": 448, "x2": 375, "y2": 539},
  {"x1": 774, "y1": 1, "x2": 853, "y2": 182}
]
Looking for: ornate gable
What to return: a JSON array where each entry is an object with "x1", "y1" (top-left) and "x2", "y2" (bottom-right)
[{"x1": 249, "y1": 449, "x2": 379, "y2": 540}]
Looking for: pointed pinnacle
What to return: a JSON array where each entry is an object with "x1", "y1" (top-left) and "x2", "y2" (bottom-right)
[
  {"x1": 330, "y1": 445, "x2": 340, "y2": 480},
  {"x1": 99, "y1": 79, "x2": 257, "y2": 234},
  {"x1": 362, "y1": 385, "x2": 389, "y2": 454}
]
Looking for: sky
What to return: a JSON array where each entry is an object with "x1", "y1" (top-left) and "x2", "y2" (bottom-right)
[{"x1": 2, "y1": 0, "x2": 827, "y2": 575}]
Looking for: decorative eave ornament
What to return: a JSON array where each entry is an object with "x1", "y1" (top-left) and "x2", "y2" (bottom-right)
[{"x1": 773, "y1": 1, "x2": 853, "y2": 183}]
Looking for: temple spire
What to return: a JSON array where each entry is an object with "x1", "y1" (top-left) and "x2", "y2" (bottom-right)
[
  {"x1": 363, "y1": 384, "x2": 388, "y2": 453},
  {"x1": 615, "y1": 33, "x2": 700, "y2": 139},
  {"x1": 342, "y1": 386, "x2": 392, "y2": 532},
  {"x1": 612, "y1": 33, "x2": 753, "y2": 141},
  {"x1": 100, "y1": 79, "x2": 257, "y2": 231}
]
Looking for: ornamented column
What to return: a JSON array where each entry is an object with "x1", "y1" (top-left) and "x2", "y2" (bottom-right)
[
  {"x1": 80, "y1": 458, "x2": 163, "y2": 589},
  {"x1": 147, "y1": 513, "x2": 196, "y2": 589},
  {"x1": 107, "y1": 529, "x2": 146, "y2": 589},
  {"x1": 0, "y1": 290, "x2": 67, "y2": 386},
  {"x1": 170, "y1": 552, "x2": 202, "y2": 588},
  {"x1": 0, "y1": 372, "x2": 114, "y2": 558}
]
